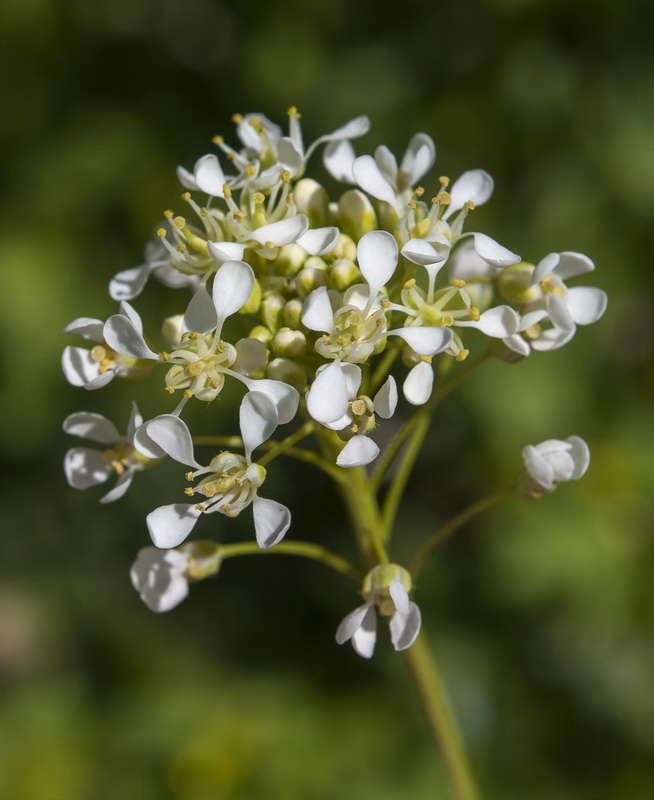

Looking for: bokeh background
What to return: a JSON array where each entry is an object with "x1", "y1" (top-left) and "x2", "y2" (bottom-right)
[{"x1": 1, "y1": 0, "x2": 653, "y2": 797}]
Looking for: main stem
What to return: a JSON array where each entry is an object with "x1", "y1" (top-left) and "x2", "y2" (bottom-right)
[{"x1": 404, "y1": 634, "x2": 481, "y2": 800}]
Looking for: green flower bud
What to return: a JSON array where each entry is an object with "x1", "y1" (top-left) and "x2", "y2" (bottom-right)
[
  {"x1": 248, "y1": 325, "x2": 273, "y2": 348},
  {"x1": 293, "y1": 178, "x2": 330, "y2": 228},
  {"x1": 161, "y1": 314, "x2": 184, "y2": 348},
  {"x1": 283, "y1": 298, "x2": 304, "y2": 329},
  {"x1": 239, "y1": 279, "x2": 262, "y2": 315},
  {"x1": 275, "y1": 243, "x2": 308, "y2": 277},
  {"x1": 261, "y1": 293, "x2": 285, "y2": 333},
  {"x1": 267, "y1": 357, "x2": 307, "y2": 392},
  {"x1": 497, "y1": 264, "x2": 540, "y2": 305},
  {"x1": 328, "y1": 233, "x2": 357, "y2": 262},
  {"x1": 295, "y1": 261, "x2": 328, "y2": 299},
  {"x1": 272, "y1": 327, "x2": 307, "y2": 357},
  {"x1": 330, "y1": 258, "x2": 362, "y2": 292},
  {"x1": 338, "y1": 189, "x2": 377, "y2": 241}
]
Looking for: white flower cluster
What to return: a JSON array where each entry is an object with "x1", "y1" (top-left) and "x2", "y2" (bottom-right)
[{"x1": 62, "y1": 109, "x2": 604, "y2": 653}]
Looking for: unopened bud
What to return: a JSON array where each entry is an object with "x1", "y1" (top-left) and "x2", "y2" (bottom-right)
[
  {"x1": 330, "y1": 258, "x2": 362, "y2": 292},
  {"x1": 337, "y1": 190, "x2": 378, "y2": 241},
  {"x1": 267, "y1": 357, "x2": 307, "y2": 392},
  {"x1": 261, "y1": 293, "x2": 285, "y2": 333},
  {"x1": 275, "y1": 243, "x2": 308, "y2": 277},
  {"x1": 283, "y1": 298, "x2": 304, "y2": 329},
  {"x1": 272, "y1": 327, "x2": 306, "y2": 357}
]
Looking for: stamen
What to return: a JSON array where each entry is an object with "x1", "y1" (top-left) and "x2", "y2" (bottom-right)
[
  {"x1": 439, "y1": 176, "x2": 450, "y2": 188},
  {"x1": 420, "y1": 355, "x2": 433, "y2": 364},
  {"x1": 183, "y1": 389, "x2": 193, "y2": 399},
  {"x1": 287, "y1": 106, "x2": 301, "y2": 119},
  {"x1": 165, "y1": 386, "x2": 175, "y2": 394},
  {"x1": 233, "y1": 211, "x2": 244, "y2": 223},
  {"x1": 280, "y1": 170, "x2": 291, "y2": 183},
  {"x1": 90, "y1": 345, "x2": 107, "y2": 362},
  {"x1": 173, "y1": 216, "x2": 186, "y2": 229},
  {"x1": 164, "y1": 210, "x2": 174, "y2": 219},
  {"x1": 157, "y1": 227, "x2": 167, "y2": 238},
  {"x1": 437, "y1": 191, "x2": 451, "y2": 206},
  {"x1": 231, "y1": 113, "x2": 243, "y2": 124},
  {"x1": 252, "y1": 192, "x2": 265, "y2": 204},
  {"x1": 469, "y1": 307, "x2": 480, "y2": 322},
  {"x1": 464, "y1": 201, "x2": 475, "y2": 210},
  {"x1": 442, "y1": 315, "x2": 454, "y2": 327},
  {"x1": 415, "y1": 186, "x2": 425, "y2": 197},
  {"x1": 380, "y1": 299, "x2": 391, "y2": 309},
  {"x1": 451, "y1": 278, "x2": 466, "y2": 288},
  {"x1": 264, "y1": 241, "x2": 276, "y2": 249},
  {"x1": 244, "y1": 165, "x2": 257, "y2": 178},
  {"x1": 202, "y1": 483, "x2": 217, "y2": 497},
  {"x1": 403, "y1": 279, "x2": 416, "y2": 290},
  {"x1": 212, "y1": 135, "x2": 224, "y2": 145},
  {"x1": 181, "y1": 192, "x2": 192, "y2": 202},
  {"x1": 184, "y1": 487, "x2": 195, "y2": 496},
  {"x1": 185, "y1": 472, "x2": 195, "y2": 481},
  {"x1": 223, "y1": 183, "x2": 232, "y2": 199},
  {"x1": 456, "y1": 349, "x2": 470, "y2": 362},
  {"x1": 186, "y1": 362, "x2": 203, "y2": 376}
]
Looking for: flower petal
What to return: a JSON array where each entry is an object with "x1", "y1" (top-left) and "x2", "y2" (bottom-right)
[
  {"x1": 301, "y1": 286, "x2": 335, "y2": 334},
  {"x1": 104, "y1": 314, "x2": 159, "y2": 361},
  {"x1": 252, "y1": 495, "x2": 291, "y2": 549},
  {"x1": 373, "y1": 376, "x2": 398, "y2": 419},
  {"x1": 356, "y1": 230, "x2": 398, "y2": 298},
  {"x1": 446, "y1": 169, "x2": 494, "y2": 216},
  {"x1": 554, "y1": 251, "x2": 595, "y2": 281},
  {"x1": 100, "y1": 470, "x2": 134, "y2": 504},
  {"x1": 565, "y1": 287, "x2": 608, "y2": 326},
  {"x1": 399, "y1": 133, "x2": 436, "y2": 186},
  {"x1": 522, "y1": 445, "x2": 555, "y2": 491},
  {"x1": 248, "y1": 215, "x2": 309, "y2": 247},
  {"x1": 64, "y1": 447, "x2": 113, "y2": 489},
  {"x1": 335, "y1": 602, "x2": 372, "y2": 644},
  {"x1": 531, "y1": 252, "x2": 561, "y2": 286},
  {"x1": 389, "y1": 326, "x2": 453, "y2": 356},
  {"x1": 141, "y1": 415, "x2": 200, "y2": 467},
  {"x1": 240, "y1": 391, "x2": 279, "y2": 460},
  {"x1": 476, "y1": 305, "x2": 520, "y2": 337},
  {"x1": 296, "y1": 226, "x2": 340, "y2": 257},
  {"x1": 63, "y1": 411, "x2": 120, "y2": 443},
  {"x1": 306, "y1": 361, "x2": 349, "y2": 424},
  {"x1": 236, "y1": 377, "x2": 299, "y2": 424},
  {"x1": 352, "y1": 155, "x2": 400, "y2": 212},
  {"x1": 193, "y1": 154, "x2": 226, "y2": 197},
  {"x1": 472, "y1": 233, "x2": 521, "y2": 267},
  {"x1": 389, "y1": 578, "x2": 410, "y2": 614},
  {"x1": 212, "y1": 260, "x2": 255, "y2": 332},
  {"x1": 323, "y1": 139, "x2": 356, "y2": 183},
  {"x1": 390, "y1": 602, "x2": 422, "y2": 651},
  {"x1": 336, "y1": 435, "x2": 380, "y2": 467},
  {"x1": 351, "y1": 605, "x2": 378, "y2": 658},
  {"x1": 109, "y1": 265, "x2": 150, "y2": 301},
  {"x1": 403, "y1": 362, "x2": 433, "y2": 406},
  {"x1": 206, "y1": 241, "x2": 247, "y2": 263},
  {"x1": 130, "y1": 548, "x2": 190, "y2": 613},
  {"x1": 183, "y1": 285, "x2": 218, "y2": 334},
  {"x1": 566, "y1": 436, "x2": 591, "y2": 480},
  {"x1": 147, "y1": 503, "x2": 202, "y2": 548},
  {"x1": 63, "y1": 317, "x2": 104, "y2": 341},
  {"x1": 401, "y1": 238, "x2": 446, "y2": 267},
  {"x1": 546, "y1": 294, "x2": 576, "y2": 331},
  {"x1": 61, "y1": 346, "x2": 102, "y2": 388}
]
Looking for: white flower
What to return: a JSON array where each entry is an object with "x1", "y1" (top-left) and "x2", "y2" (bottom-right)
[
  {"x1": 305, "y1": 362, "x2": 398, "y2": 467},
  {"x1": 141, "y1": 392, "x2": 291, "y2": 550},
  {"x1": 502, "y1": 252, "x2": 608, "y2": 355},
  {"x1": 336, "y1": 564, "x2": 421, "y2": 658},
  {"x1": 130, "y1": 547, "x2": 192, "y2": 612},
  {"x1": 63, "y1": 403, "x2": 160, "y2": 503},
  {"x1": 62, "y1": 302, "x2": 157, "y2": 390},
  {"x1": 519, "y1": 436, "x2": 590, "y2": 498}
]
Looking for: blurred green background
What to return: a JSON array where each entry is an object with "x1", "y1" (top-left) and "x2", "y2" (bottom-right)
[{"x1": 1, "y1": 0, "x2": 653, "y2": 797}]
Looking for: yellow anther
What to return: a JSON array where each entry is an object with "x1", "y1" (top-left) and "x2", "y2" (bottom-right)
[
  {"x1": 202, "y1": 483, "x2": 217, "y2": 498},
  {"x1": 287, "y1": 106, "x2": 301, "y2": 118},
  {"x1": 281, "y1": 169, "x2": 292, "y2": 183},
  {"x1": 223, "y1": 183, "x2": 232, "y2": 199},
  {"x1": 419, "y1": 355, "x2": 433, "y2": 364},
  {"x1": 212, "y1": 135, "x2": 224, "y2": 144},
  {"x1": 456, "y1": 349, "x2": 469, "y2": 362},
  {"x1": 415, "y1": 186, "x2": 425, "y2": 197},
  {"x1": 181, "y1": 192, "x2": 191, "y2": 202},
  {"x1": 194, "y1": 504, "x2": 206, "y2": 512},
  {"x1": 186, "y1": 362, "x2": 203, "y2": 376},
  {"x1": 452, "y1": 278, "x2": 466, "y2": 288},
  {"x1": 233, "y1": 211, "x2": 244, "y2": 223},
  {"x1": 221, "y1": 503, "x2": 232, "y2": 513},
  {"x1": 375, "y1": 318, "x2": 384, "y2": 327},
  {"x1": 442, "y1": 315, "x2": 454, "y2": 327},
  {"x1": 185, "y1": 472, "x2": 195, "y2": 481},
  {"x1": 469, "y1": 307, "x2": 480, "y2": 321},
  {"x1": 351, "y1": 399, "x2": 367, "y2": 416},
  {"x1": 173, "y1": 216, "x2": 186, "y2": 229},
  {"x1": 244, "y1": 165, "x2": 257, "y2": 177},
  {"x1": 439, "y1": 176, "x2": 450, "y2": 188},
  {"x1": 200, "y1": 207, "x2": 208, "y2": 217},
  {"x1": 183, "y1": 389, "x2": 193, "y2": 399},
  {"x1": 264, "y1": 241, "x2": 276, "y2": 249},
  {"x1": 252, "y1": 192, "x2": 265, "y2": 204},
  {"x1": 210, "y1": 379, "x2": 220, "y2": 389},
  {"x1": 464, "y1": 200, "x2": 476, "y2": 210},
  {"x1": 164, "y1": 386, "x2": 175, "y2": 394},
  {"x1": 176, "y1": 244, "x2": 187, "y2": 252},
  {"x1": 437, "y1": 191, "x2": 451, "y2": 205},
  {"x1": 231, "y1": 113, "x2": 243, "y2": 124},
  {"x1": 186, "y1": 331, "x2": 199, "y2": 340},
  {"x1": 380, "y1": 298, "x2": 391, "y2": 309},
  {"x1": 249, "y1": 116, "x2": 261, "y2": 127},
  {"x1": 525, "y1": 324, "x2": 541, "y2": 340},
  {"x1": 409, "y1": 201, "x2": 418, "y2": 210},
  {"x1": 226, "y1": 152, "x2": 236, "y2": 160},
  {"x1": 164, "y1": 209, "x2": 174, "y2": 219},
  {"x1": 157, "y1": 227, "x2": 167, "y2": 237},
  {"x1": 350, "y1": 424, "x2": 359, "y2": 433},
  {"x1": 160, "y1": 351, "x2": 170, "y2": 361},
  {"x1": 540, "y1": 274, "x2": 552, "y2": 285},
  {"x1": 90, "y1": 345, "x2": 107, "y2": 362},
  {"x1": 184, "y1": 487, "x2": 195, "y2": 496},
  {"x1": 403, "y1": 278, "x2": 416, "y2": 290},
  {"x1": 286, "y1": 192, "x2": 294, "y2": 207},
  {"x1": 112, "y1": 461, "x2": 125, "y2": 476}
]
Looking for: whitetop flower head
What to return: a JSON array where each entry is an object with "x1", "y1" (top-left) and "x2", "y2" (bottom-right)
[
  {"x1": 139, "y1": 392, "x2": 291, "y2": 550},
  {"x1": 336, "y1": 564, "x2": 421, "y2": 658},
  {"x1": 63, "y1": 403, "x2": 160, "y2": 503},
  {"x1": 518, "y1": 436, "x2": 591, "y2": 498}
]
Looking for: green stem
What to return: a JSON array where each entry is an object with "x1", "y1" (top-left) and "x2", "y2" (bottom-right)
[
  {"x1": 257, "y1": 421, "x2": 314, "y2": 466},
  {"x1": 404, "y1": 634, "x2": 481, "y2": 800},
  {"x1": 410, "y1": 488, "x2": 514, "y2": 579},
  {"x1": 368, "y1": 345, "x2": 400, "y2": 396},
  {"x1": 221, "y1": 540, "x2": 364, "y2": 582}
]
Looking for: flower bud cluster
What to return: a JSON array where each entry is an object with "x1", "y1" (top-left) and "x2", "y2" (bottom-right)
[{"x1": 62, "y1": 109, "x2": 603, "y2": 646}]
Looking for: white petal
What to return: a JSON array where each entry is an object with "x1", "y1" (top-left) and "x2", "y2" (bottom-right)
[
  {"x1": 389, "y1": 578, "x2": 410, "y2": 615},
  {"x1": 100, "y1": 471, "x2": 134, "y2": 504},
  {"x1": 237, "y1": 378, "x2": 299, "y2": 424},
  {"x1": 127, "y1": 403, "x2": 144, "y2": 444},
  {"x1": 212, "y1": 260, "x2": 255, "y2": 330},
  {"x1": 476, "y1": 305, "x2": 520, "y2": 337},
  {"x1": 351, "y1": 605, "x2": 378, "y2": 658},
  {"x1": 176, "y1": 165, "x2": 198, "y2": 191},
  {"x1": 373, "y1": 376, "x2": 398, "y2": 419},
  {"x1": 323, "y1": 139, "x2": 356, "y2": 183},
  {"x1": 403, "y1": 362, "x2": 433, "y2": 406},
  {"x1": 523, "y1": 445, "x2": 555, "y2": 490},
  {"x1": 296, "y1": 227, "x2": 339, "y2": 257},
  {"x1": 530, "y1": 326, "x2": 575, "y2": 351},
  {"x1": 206, "y1": 241, "x2": 247, "y2": 263},
  {"x1": 240, "y1": 391, "x2": 279, "y2": 460},
  {"x1": 61, "y1": 346, "x2": 101, "y2": 387},
  {"x1": 109, "y1": 265, "x2": 150, "y2": 301},
  {"x1": 400, "y1": 133, "x2": 436, "y2": 186},
  {"x1": 389, "y1": 326, "x2": 453, "y2": 356},
  {"x1": 352, "y1": 155, "x2": 401, "y2": 212},
  {"x1": 183, "y1": 285, "x2": 218, "y2": 334},
  {"x1": 276, "y1": 137, "x2": 303, "y2": 174},
  {"x1": 64, "y1": 447, "x2": 113, "y2": 489},
  {"x1": 335, "y1": 602, "x2": 372, "y2": 644},
  {"x1": 306, "y1": 361, "x2": 349, "y2": 424},
  {"x1": 336, "y1": 435, "x2": 380, "y2": 467},
  {"x1": 546, "y1": 294, "x2": 576, "y2": 332},
  {"x1": 356, "y1": 230, "x2": 398, "y2": 298},
  {"x1": 503, "y1": 334, "x2": 531, "y2": 357},
  {"x1": 104, "y1": 315, "x2": 159, "y2": 360},
  {"x1": 119, "y1": 301, "x2": 144, "y2": 334},
  {"x1": 566, "y1": 436, "x2": 591, "y2": 480},
  {"x1": 85, "y1": 370, "x2": 115, "y2": 391},
  {"x1": 472, "y1": 233, "x2": 521, "y2": 267},
  {"x1": 446, "y1": 169, "x2": 494, "y2": 216},
  {"x1": 248, "y1": 215, "x2": 309, "y2": 247},
  {"x1": 565, "y1": 287, "x2": 608, "y2": 326},
  {"x1": 193, "y1": 154, "x2": 226, "y2": 197},
  {"x1": 374, "y1": 145, "x2": 398, "y2": 183},
  {"x1": 324, "y1": 115, "x2": 370, "y2": 142},
  {"x1": 233, "y1": 337, "x2": 268, "y2": 377},
  {"x1": 301, "y1": 286, "x2": 335, "y2": 334},
  {"x1": 340, "y1": 362, "x2": 363, "y2": 398},
  {"x1": 131, "y1": 548, "x2": 190, "y2": 612},
  {"x1": 531, "y1": 252, "x2": 561, "y2": 286},
  {"x1": 252, "y1": 495, "x2": 291, "y2": 549},
  {"x1": 389, "y1": 602, "x2": 422, "y2": 651},
  {"x1": 63, "y1": 317, "x2": 104, "y2": 341},
  {"x1": 147, "y1": 503, "x2": 202, "y2": 548},
  {"x1": 63, "y1": 411, "x2": 119, "y2": 444},
  {"x1": 401, "y1": 238, "x2": 446, "y2": 267},
  {"x1": 554, "y1": 251, "x2": 595, "y2": 281},
  {"x1": 142, "y1": 415, "x2": 200, "y2": 467}
]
